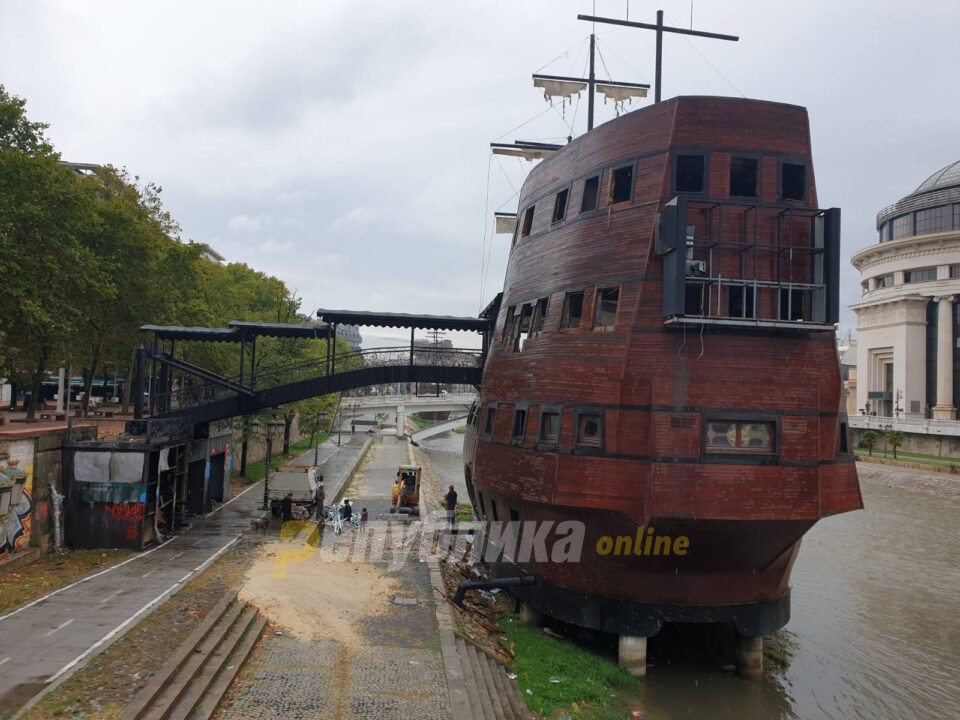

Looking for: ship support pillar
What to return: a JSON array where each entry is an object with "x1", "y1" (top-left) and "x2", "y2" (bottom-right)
[
  {"x1": 736, "y1": 634, "x2": 763, "y2": 678},
  {"x1": 618, "y1": 635, "x2": 648, "y2": 677}
]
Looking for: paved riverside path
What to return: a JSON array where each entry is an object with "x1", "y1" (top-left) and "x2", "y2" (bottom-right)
[{"x1": 0, "y1": 436, "x2": 368, "y2": 717}]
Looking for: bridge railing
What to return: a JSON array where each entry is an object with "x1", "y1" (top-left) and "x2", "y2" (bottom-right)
[{"x1": 151, "y1": 345, "x2": 483, "y2": 417}]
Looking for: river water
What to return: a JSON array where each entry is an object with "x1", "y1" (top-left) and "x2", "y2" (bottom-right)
[{"x1": 418, "y1": 431, "x2": 960, "y2": 720}]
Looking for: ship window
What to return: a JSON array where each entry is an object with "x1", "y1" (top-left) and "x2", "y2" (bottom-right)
[
  {"x1": 781, "y1": 162, "x2": 806, "y2": 201},
  {"x1": 730, "y1": 157, "x2": 758, "y2": 197},
  {"x1": 685, "y1": 282, "x2": 706, "y2": 315},
  {"x1": 512, "y1": 408, "x2": 527, "y2": 442},
  {"x1": 490, "y1": 498, "x2": 499, "y2": 521},
  {"x1": 594, "y1": 287, "x2": 619, "y2": 330},
  {"x1": 576, "y1": 411, "x2": 603, "y2": 447},
  {"x1": 561, "y1": 291, "x2": 584, "y2": 328},
  {"x1": 904, "y1": 267, "x2": 936, "y2": 284},
  {"x1": 521, "y1": 205, "x2": 535, "y2": 238},
  {"x1": 839, "y1": 421, "x2": 849, "y2": 454},
  {"x1": 530, "y1": 297, "x2": 549, "y2": 335},
  {"x1": 676, "y1": 155, "x2": 705, "y2": 193},
  {"x1": 580, "y1": 175, "x2": 600, "y2": 212},
  {"x1": 484, "y1": 406, "x2": 496, "y2": 435},
  {"x1": 509, "y1": 508, "x2": 521, "y2": 523},
  {"x1": 726, "y1": 286, "x2": 755, "y2": 319},
  {"x1": 705, "y1": 421, "x2": 774, "y2": 452},
  {"x1": 552, "y1": 188, "x2": 569, "y2": 223},
  {"x1": 610, "y1": 164, "x2": 633, "y2": 204},
  {"x1": 501, "y1": 305, "x2": 516, "y2": 343},
  {"x1": 477, "y1": 490, "x2": 486, "y2": 519},
  {"x1": 539, "y1": 411, "x2": 560, "y2": 444},
  {"x1": 778, "y1": 288, "x2": 810, "y2": 321}
]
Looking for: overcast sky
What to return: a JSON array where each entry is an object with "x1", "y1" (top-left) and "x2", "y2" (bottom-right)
[{"x1": 2, "y1": 0, "x2": 958, "y2": 345}]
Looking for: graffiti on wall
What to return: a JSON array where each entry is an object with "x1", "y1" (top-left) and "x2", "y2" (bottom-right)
[{"x1": 1, "y1": 439, "x2": 35, "y2": 559}]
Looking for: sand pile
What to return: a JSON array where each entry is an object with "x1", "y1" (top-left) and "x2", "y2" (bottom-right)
[{"x1": 238, "y1": 541, "x2": 399, "y2": 645}]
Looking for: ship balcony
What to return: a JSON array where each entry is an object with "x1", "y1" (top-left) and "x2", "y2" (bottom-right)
[{"x1": 657, "y1": 197, "x2": 841, "y2": 331}]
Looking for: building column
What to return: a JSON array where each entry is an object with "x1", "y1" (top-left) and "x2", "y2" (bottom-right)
[{"x1": 934, "y1": 296, "x2": 956, "y2": 420}]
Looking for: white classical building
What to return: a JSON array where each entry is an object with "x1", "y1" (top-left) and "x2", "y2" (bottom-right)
[{"x1": 850, "y1": 161, "x2": 960, "y2": 419}]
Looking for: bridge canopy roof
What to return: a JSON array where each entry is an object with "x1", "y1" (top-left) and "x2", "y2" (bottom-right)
[
  {"x1": 141, "y1": 321, "x2": 333, "y2": 343},
  {"x1": 315, "y1": 309, "x2": 490, "y2": 332}
]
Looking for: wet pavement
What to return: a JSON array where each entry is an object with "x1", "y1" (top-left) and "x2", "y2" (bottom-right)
[{"x1": 0, "y1": 436, "x2": 367, "y2": 718}]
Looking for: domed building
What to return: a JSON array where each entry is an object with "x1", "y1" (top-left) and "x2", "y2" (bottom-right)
[{"x1": 851, "y1": 161, "x2": 960, "y2": 419}]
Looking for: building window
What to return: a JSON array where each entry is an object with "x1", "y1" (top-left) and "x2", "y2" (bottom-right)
[
  {"x1": 705, "y1": 420, "x2": 774, "y2": 452},
  {"x1": 610, "y1": 164, "x2": 633, "y2": 204},
  {"x1": 593, "y1": 287, "x2": 619, "y2": 330},
  {"x1": 950, "y1": 265, "x2": 960, "y2": 280},
  {"x1": 778, "y1": 288, "x2": 809, "y2": 321},
  {"x1": 875, "y1": 274, "x2": 894, "y2": 289},
  {"x1": 676, "y1": 155, "x2": 705, "y2": 193},
  {"x1": 861, "y1": 281, "x2": 869, "y2": 295},
  {"x1": 727, "y1": 286, "x2": 755, "y2": 318},
  {"x1": 576, "y1": 411, "x2": 603, "y2": 447},
  {"x1": 730, "y1": 157, "x2": 758, "y2": 197},
  {"x1": 904, "y1": 267, "x2": 937, "y2": 284},
  {"x1": 484, "y1": 406, "x2": 496, "y2": 435},
  {"x1": 530, "y1": 297, "x2": 549, "y2": 335},
  {"x1": 552, "y1": 189, "x2": 569, "y2": 223},
  {"x1": 539, "y1": 410, "x2": 560, "y2": 444},
  {"x1": 892, "y1": 214, "x2": 913, "y2": 240},
  {"x1": 781, "y1": 163, "x2": 806, "y2": 201},
  {"x1": 916, "y1": 206, "x2": 952, "y2": 235},
  {"x1": 511, "y1": 408, "x2": 527, "y2": 442},
  {"x1": 521, "y1": 205, "x2": 535, "y2": 238},
  {"x1": 580, "y1": 175, "x2": 600, "y2": 213},
  {"x1": 560, "y1": 291, "x2": 584, "y2": 329}
]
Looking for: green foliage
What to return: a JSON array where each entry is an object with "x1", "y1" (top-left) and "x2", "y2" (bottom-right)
[
  {"x1": 886, "y1": 430, "x2": 906, "y2": 459},
  {"x1": 860, "y1": 430, "x2": 878, "y2": 456},
  {"x1": 498, "y1": 614, "x2": 642, "y2": 720}
]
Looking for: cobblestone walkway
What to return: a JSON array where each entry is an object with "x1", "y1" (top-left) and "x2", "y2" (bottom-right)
[{"x1": 214, "y1": 435, "x2": 452, "y2": 720}]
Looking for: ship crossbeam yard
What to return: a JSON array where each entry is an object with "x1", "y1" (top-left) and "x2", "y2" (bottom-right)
[{"x1": 128, "y1": 312, "x2": 490, "y2": 437}]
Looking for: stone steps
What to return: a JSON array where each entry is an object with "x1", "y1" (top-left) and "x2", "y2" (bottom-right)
[
  {"x1": 117, "y1": 591, "x2": 267, "y2": 720},
  {"x1": 454, "y1": 637, "x2": 530, "y2": 720}
]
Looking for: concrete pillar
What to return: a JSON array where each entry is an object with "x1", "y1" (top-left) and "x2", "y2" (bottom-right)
[
  {"x1": 735, "y1": 635, "x2": 763, "y2": 678},
  {"x1": 395, "y1": 404, "x2": 406, "y2": 438},
  {"x1": 618, "y1": 635, "x2": 647, "y2": 677},
  {"x1": 519, "y1": 602, "x2": 543, "y2": 628},
  {"x1": 934, "y1": 296, "x2": 956, "y2": 420}
]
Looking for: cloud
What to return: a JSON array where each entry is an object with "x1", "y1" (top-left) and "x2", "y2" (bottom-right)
[{"x1": 227, "y1": 214, "x2": 267, "y2": 232}]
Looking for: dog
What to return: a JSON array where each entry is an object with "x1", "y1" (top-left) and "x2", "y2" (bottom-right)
[{"x1": 250, "y1": 518, "x2": 270, "y2": 534}]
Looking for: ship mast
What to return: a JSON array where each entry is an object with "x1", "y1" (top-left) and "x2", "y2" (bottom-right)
[{"x1": 578, "y1": 10, "x2": 739, "y2": 103}]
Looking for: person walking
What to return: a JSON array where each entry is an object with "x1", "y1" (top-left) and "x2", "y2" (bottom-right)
[
  {"x1": 314, "y1": 482, "x2": 326, "y2": 520},
  {"x1": 444, "y1": 484, "x2": 458, "y2": 527},
  {"x1": 359, "y1": 507, "x2": 368, "y2": 532}
]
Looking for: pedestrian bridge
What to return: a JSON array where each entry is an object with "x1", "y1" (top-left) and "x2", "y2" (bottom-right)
[{"x1": 408, "y1": 414, "x2": 469, "y2": 444}]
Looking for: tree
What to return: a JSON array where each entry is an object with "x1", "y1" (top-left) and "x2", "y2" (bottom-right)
[
  {"x1": 861, "y1": 430, "x2": 878, "y2": 456},
  {"x1": 886, "y1": 430, "x2": 905, "y2": 459}
]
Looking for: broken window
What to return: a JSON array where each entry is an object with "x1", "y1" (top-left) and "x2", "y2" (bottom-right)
[
  {"x1": 501, "y1": 305, "x2": 516, "y2": 344},
  {"x1": 730, "y1": 157, "x2": 758, "y2": 197},
  {"x1": 611, "y1": 164, "x2": 633, "y2": 204},
  {"x1": 521, "y1": 205, "x2": 535, "y2": 238},
  {"x1": 530, "y1": 297, "x2": 549, "y2": 335},
  {"x1": 781, "y1": 163, "x2": 806, "y2": 201},
  {"x1": 580, "y1": 175, "x2": 600, "y2": 212},
  {"x1": 512, "y1": 408, "x2": 527, "y2": 441},
  {"x1": 676, "y1": 155, "x2": 705, "y2": 193},
  {"x1": 552, "y1": 188, "x2": 569, "y2": 223},
  {"x1": 514, "y1": 303, "x2": 533, "y2": 351},
  {"x1": 560, "y1": 291, "x2": 584, "y2": 329},
  {"x1": 577, "y1": 411, "x2": 603, "y2": 447},
  {"x1": 594, "y1": 287, "x2": 619, "y2": 330}
]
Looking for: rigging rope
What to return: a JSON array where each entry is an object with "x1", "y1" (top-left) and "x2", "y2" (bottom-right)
[
  {"x1": 479, "y1": 153, "x2": 493, "y2": 313},
  {"x1": 665, "y1": 12, "x2": 746, "y2": 98}
]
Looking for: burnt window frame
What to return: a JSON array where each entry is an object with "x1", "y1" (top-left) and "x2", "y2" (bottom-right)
[
  {"x1": 501, "y1": 304, "x2": 516, "y2": 344},
  {"x1": 779, "y1": 160, "x2": 808, "y2": 202},
  {"x1": 729, "y1": 156, "x2": 759, "y2": 198},
  {"x1": 511, "y1": 405, "x2": 528, "y2": 444},
  {"x1": 574, "y1": 407, "x2": 605, "y2": 454},
  {"x1": 609, "y1": 162, "x2": 635, "y2": 205},
  {"x1": 513, "y1": 303, "x2": 533, "y2": 351},
  {"x1": 520, "y1": 205, "x2": 535, "y2": 238},
  {"x1": 674, "y1": 153, "x2": 707, "y2": 194},
  {"x1": 552, "y1": 187, "x2": 570, "y2": 223},
  {"x1": 593, "y1": 286, "x2": 620, "y2": 330},
  {"x1": 560, "y1": 290, "x2": 585, "y2": 329},
  {"x1": 580, "y1": 174, "x2": 601, "y2": 213},
  {"x1": 530, "y1": 296, "x2": 550, "y2": 336},
  {"x1": 701, "y1": 413, "x2": 779, "y2": 463},
  {"x1": 537, "y1": 406, "x2": 562, "y2": 449},
  {"x1": 483, "y1": 404, "x2": 497, "y2": 437}
]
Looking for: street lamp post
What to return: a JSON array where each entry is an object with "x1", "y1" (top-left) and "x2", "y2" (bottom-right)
[
  {"x1": 261, "y1": 415, "x2": 285, "y2": 512},
  {"x1": 314, "y1": 410, "x2": 328, "y2": 466}
]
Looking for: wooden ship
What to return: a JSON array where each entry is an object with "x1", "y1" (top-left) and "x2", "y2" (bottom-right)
[{"x1": 462, "y1": 12, "x2": 862, "y2": 676}]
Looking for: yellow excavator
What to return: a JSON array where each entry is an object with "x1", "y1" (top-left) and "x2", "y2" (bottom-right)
[{"x1": 391, "y1": 465, "x2": 421, "y2": 515}]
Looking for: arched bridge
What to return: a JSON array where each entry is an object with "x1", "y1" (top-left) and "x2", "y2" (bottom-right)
[{"x1": 130, "y1": 307, "x2": 497, "y2": 437}]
